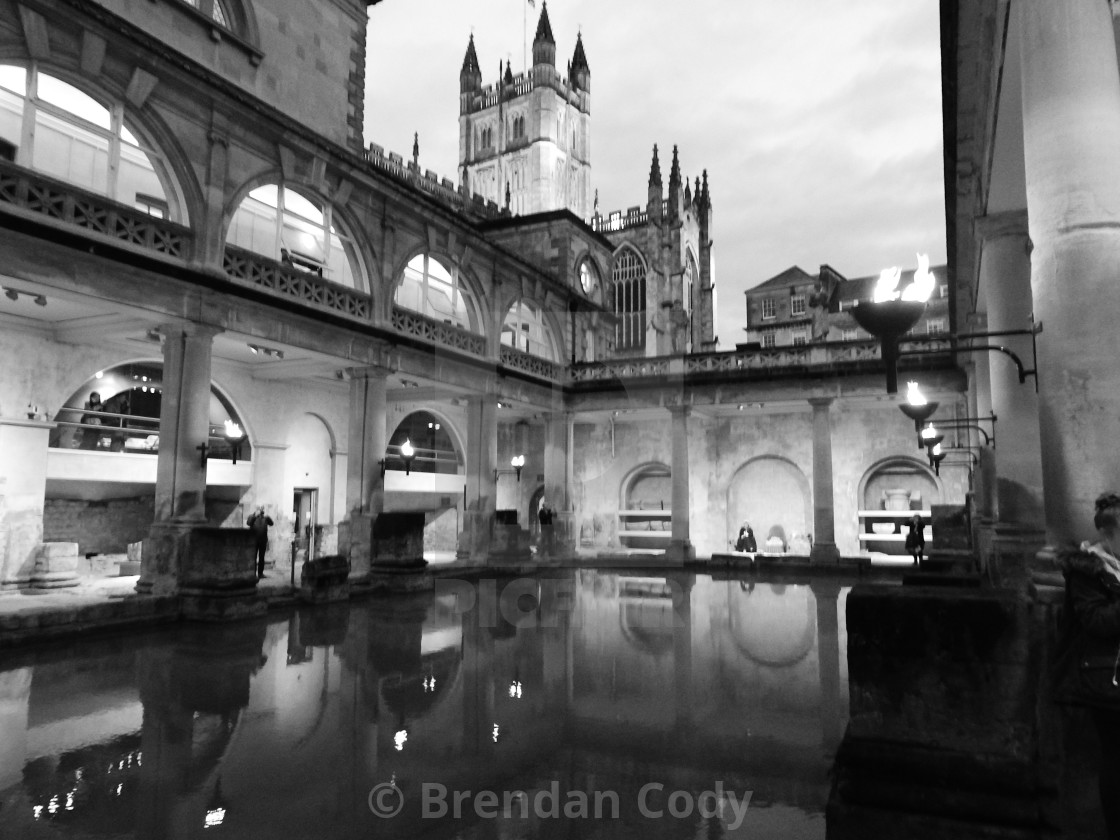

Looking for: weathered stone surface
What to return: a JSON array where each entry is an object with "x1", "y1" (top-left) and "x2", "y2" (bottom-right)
[{"x1": 31, "y1": 542, "x2": 79, "y2": 588}]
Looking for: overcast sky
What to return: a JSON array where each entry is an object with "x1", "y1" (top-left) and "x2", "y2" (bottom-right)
[{"x1": 364, "y1": 0, "x2": 946, "y2": 349}]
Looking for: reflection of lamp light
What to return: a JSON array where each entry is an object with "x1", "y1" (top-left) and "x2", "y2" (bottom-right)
[
  {"x1": 205, "y1": 778, "x2": 229, "y2": 829},
  {"x1": 851, "y1": 256, "x2": 934, "y2": 394}
]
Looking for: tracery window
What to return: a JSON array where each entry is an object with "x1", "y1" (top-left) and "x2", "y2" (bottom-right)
[
  {"x1": 395, "y1": 253, "x2": 481, "y2": 333},
  {"x1": 226, "y1": 184, "x2": 361, "y2": 288},
  {"x1": 181, "y1": 0, "x2": 229, "y2": 26},
  {"x1": 612, "y1": 247, "x2": 646, "y2": 352},
  {"x1": 502, "y1": 299, "x2": 557, "y2": 360},
  {"x1": 0, "y1": 64, "x2": 179, "y2": 220}
]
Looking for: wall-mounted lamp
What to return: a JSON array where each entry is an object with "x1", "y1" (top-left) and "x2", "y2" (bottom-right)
[
  {"x1": 198, "y1": 441, "x2": 211, "y2": 468},
  {"x1": 224, "y1": 420, "x2": 244, "y2": 464},
  {"x1": 380, "y1": 439, "x2": 416, "y2": 477},
  {"x1": 495, "y1": 454, "x2": 526, "y2": 482},
  {"x1": 928, "y1": 442, "x2": 947, "y2": 476},
  {"x1": 899, "y1": 381, "x2": 939, "y2": 435}
]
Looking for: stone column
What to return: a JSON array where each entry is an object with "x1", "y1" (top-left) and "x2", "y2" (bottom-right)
[
  {"x1": 978, "y1": 211, "x2": 1044, "y2": 529},
  {"x1": 340, "y1": 367, "x2": 387, "y2": 580},
  {"x1": 139, "y1": 322, "x2": 221, "y2": 596},
  {"x1": 1020, "y1": 0, "x2": 1120, "y2": 545},
  {"x1": 668, "y1": 405, "x2": 694, "y2": 560},
  {"x1": 543, "y1": 411, "x2": 571, "y2": 552},
  {"x1": 0, "y1": 418, "x2": 53, "y2": 589},
  {"x1": 457, "y1": 395, "x2": 498, "y2": 562},
  {"x1": 809, "y1": 398, "x2": 841, "y2": 563}
]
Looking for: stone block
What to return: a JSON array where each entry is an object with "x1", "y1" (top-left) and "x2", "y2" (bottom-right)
[
  {"x1": 39, "y1": 542, "x2": 77, "y2": 560},
  {"x1": 127, "y1": 540, "x2": 142, "y2": 563},
  {"x1": 372, "y1": 512, "x2": 426, "y2": 568},
  {"x1": 31, "y1": 542, "x2": 79, "y2": 588},
  {"x1": 299, "y1": 554, "x2": 350, "y2": 604}
]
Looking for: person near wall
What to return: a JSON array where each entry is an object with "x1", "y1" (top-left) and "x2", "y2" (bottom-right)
[
  {"x1": 734, "y1": 525, "x2": 757, "y2": 553},
  {"x1": 80, "y1": 391, "x2": 104, "y2": 449},
  {"x1": 1053, "y1": 491, "x2": 1120, "y2": 839},
  {"x1": 905, "y1": 514, "x2": 925, "y2": 565},
  {"x1": 537, "y1": 499, "x2": 554, "y2": 556},
  {"x1": 247, "y1": 506, "x2": 274, "y2": 579}
]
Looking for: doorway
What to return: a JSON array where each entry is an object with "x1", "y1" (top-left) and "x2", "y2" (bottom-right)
[{"x1": 293, "y1": 488, "x2": 318, "y2": 563}]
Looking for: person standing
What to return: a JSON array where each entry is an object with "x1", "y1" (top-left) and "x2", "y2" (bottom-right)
[
  {"x1": 80, "y1": 391, "x2": 104, "y2": 449},
  {"x1": 537, "y1": 499, "x2": 554, "y2": 556},
  {"x1": 905, "y1": 514, "x2": 925, "y2": 565},
  {"x1": 247, "y1": 506, "x2": 274, "y2": 579},
  {"x1": 1054, "y1": 492, "x2": 1120, "y2": 839}
]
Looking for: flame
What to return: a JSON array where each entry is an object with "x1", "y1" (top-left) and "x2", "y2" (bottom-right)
[
  {"x1": 872, "y1": 266, "x2": 902, "y2": 303},
  {"x1": 901, "y1": 253, "x2": 935, "y2": 302},
  {"x1": 400, "y1": 439, "x2": 414, "y2": 458},
  {"x1": 931, "y1": 442, "x2": 942, "y2": 456},
  {"x1": 905, "y1": 381, "x2": 926, "y2": 406},
  {"x1": 223, "y1": 420, "x2": 243, "y2": 440},
  {"x1": 921, "y1": 423, "x2": 938, "y2": 440}
]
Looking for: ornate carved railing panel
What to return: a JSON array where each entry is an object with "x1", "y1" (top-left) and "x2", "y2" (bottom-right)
[
  {"x1": 223, "y1": 246, "x2": 372, "y2": 320},
  {"x1": 0, "y1": 160, "x2": 190, "y2": 259},
  {"x1": 499, "y1": 345, "x2": 561, "y2": 381},
  {"x1": 390, "y1": 306, "x2": 487, "y2": 357}
]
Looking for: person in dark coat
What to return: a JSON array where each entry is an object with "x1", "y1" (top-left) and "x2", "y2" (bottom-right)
[
  {"x1": 734, "y1": 525, "x2": 757, "y2": 553},
  {"x1": 247, "y1": 506, "x2": 274, "y2": 579},
  {"x1": 1054, "y1": 491, "x2": 1120, "y2": 838},
  {"x1": 904, "y1": 514, "x2": 925, "y2": 565},
  {"x1": 537, "y1": 499, "x2": 554, "y2": 555}
]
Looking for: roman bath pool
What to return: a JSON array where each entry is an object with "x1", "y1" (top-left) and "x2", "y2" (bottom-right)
[{"x1": 0, "y1": 570, "x2": 851, "y2": 838}]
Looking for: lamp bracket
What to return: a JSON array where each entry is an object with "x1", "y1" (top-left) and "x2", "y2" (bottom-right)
[{"x1": 898, "y1": 321, "x2": 1041, "y2": 392}]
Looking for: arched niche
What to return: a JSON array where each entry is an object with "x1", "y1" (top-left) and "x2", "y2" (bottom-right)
[
  {"x1": 284, "y1": 413, "x2": 335, "y2": 527},
  {"x1": 727, "y1": 456, "x2": 811, "y2": 553},
  {"x1": 618, "y1": 462, "x2": 671, "y2": 550},
  {"x1": 858, "y1": 456, "x2": 942, "y2": 512}
]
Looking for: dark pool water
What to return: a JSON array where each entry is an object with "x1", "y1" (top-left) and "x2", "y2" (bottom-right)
[{"x1": 0, "y1": 571, "x2": 850, "y2": 839}]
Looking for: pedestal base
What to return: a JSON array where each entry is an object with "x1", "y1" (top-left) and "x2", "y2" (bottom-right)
[
  {"x1": 809, "y1": 541, "x2": 841, "y2": 564},
  {"x1": 665, "y1": 540, "x2": 697, "y2": 563},
  {"x1": 31, "y1": 543, "x2": 79, "y2": 589}
]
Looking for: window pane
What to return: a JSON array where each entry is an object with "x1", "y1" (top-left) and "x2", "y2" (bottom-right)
[
  {"x1": 0, "y1": 87, "x2": 23, "y2": 151},
  {"x1": 34, "y1": 109, "x2": 110, "y2": 194},
  {"x1": 282, "y1": 190, "x2": 323, "y2": 224},
  {"x1": 37, "y1": 75, "x2": 111, "y2": 130},
  {"x1": 248, "y1": 184, "x2": 279, "y2": 207},
  {"x1": 0, "y1": 65, "x2": 26, "y2": 96},
  {"x1": 119, "y1": 141, "x2": 167, "y2": 211}
]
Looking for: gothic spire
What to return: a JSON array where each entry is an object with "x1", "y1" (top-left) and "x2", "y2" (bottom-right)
[
  {"x1": 648, "y1": 144, "x2": 662, "y2": 188},
  {"x1": 532, "y1": 2, "x2": 556, "y2": 66},
  {"x1": 669, "y1": 145, "x2": 681, "y2": 188},
  {"x1": 571, "y1": 30, "x2": 591, "y2": 92},
  {"x1": 460, "y1": 34, "x2": 482, "y2": 93}
]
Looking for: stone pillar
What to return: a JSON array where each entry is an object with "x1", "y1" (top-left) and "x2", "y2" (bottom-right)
[
  {"x1": 1020, "y1": 0, "x2": 1120, "y2": 545},
  {"x1": 978, "y1": 211, "x2": 1044, "y2": 530},
  {"x1": 139, "y1": 322, "x2": 221, "y2": 596},
  {"x1": 340, "y1": 367, "x2": 387, "y2": 580},
  {"x1": 0, "y1": 418, "x2": 52, "y2": 589},
  {"x1": 812, "y1": 579, "x2": 843, "y2": 751},
  {"x1": 543, "y1": 411, "x2": 570, "y2": 553},
  {"x1": 457, "y1": 395, "x2": 497, "y2": 562},
  {"x1": 809, "y1": 398, "x2": 841, "y2": 563},
  {"x1": 668, "y1": 405, "x2": 694, "y2": 560}
]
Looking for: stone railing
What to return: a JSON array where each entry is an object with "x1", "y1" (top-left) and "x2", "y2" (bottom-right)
[
  {"x1": 499, "y1": 345, "x2": 562, "y2": 381},
  {"x1": 0, "y1": 159, "x2": 190, "y2": 259},
  {"x1": 391, "y1": 306, "x2": 487, "y2": 357},
  {"x1": 223, "y1": 245, "x2": 373, "y2": 321},
  {"x1": 570, "y1": 356, "x2": 672, "y2": 382},
  {"x1": 364, "y1": 145, "x2": 502, "y2": 220}
]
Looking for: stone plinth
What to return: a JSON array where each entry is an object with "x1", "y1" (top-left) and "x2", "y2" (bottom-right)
[
  {"x1": 828, "y1": 585, "x2": 1049, "y2": 838},
  {"x1": 370, "y1": 512, "x2": 430, "y2": 591},
  {"x1": 31, "y1": 542, "x2": 79, "y2": 589},
  {"x1": 299, "y1": 554, "x2": 350, "y2": 604},
  {"x1": 144, "y1": 525, "x2": 264, "y2": 621},
  {"x1": 0, "y1": 418, "x2": 52, "y2": 590}
]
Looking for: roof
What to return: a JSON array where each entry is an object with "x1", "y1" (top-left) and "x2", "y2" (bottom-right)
[
  {"x1": 461, "y1": 34, "x2": 480, "y2": 77},
  {"x1": 534, "y1": 2, "x2": 555, "y2": 45},
  {"x1": 746, "y1": 266, "x2": 814, "y2": 293},
  {"x1": 571, "y1": 32, "x2": 590, "y2": 74}
]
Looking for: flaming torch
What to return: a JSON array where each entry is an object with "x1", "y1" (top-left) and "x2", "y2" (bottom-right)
[{"x1": 850, "y1": 254, "x2": 935, "y2": 393}]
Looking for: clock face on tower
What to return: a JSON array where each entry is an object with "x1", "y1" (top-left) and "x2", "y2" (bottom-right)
[{"x1": 580, "y1": 262, "x2": 598, "y2": 295}]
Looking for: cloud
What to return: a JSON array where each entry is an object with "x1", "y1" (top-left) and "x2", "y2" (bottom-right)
[{"x1": 365, "y1": 0, "x2": 944, "y2": 350}]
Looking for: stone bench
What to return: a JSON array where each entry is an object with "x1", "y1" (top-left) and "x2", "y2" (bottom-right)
[{"x1": 300, "y1": 555, "x2": 350, "y2": 604}]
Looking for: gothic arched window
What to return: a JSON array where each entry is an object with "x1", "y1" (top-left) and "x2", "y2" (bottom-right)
[
  {"x1": 181, "y1": 0, "x2": 230, "y2": 26},
  {"x1": 612, "y1": 247, "x2": 646, "y2": 352},
  {"x1": 395, "y1": 253, "x2": 481, "y2": 333},
  {"x1": 226, "y1": 184, "x2": 363, "y2": 289},
  {"x1": 0, "y1": 64, "x2": 181, "y2": 221}
]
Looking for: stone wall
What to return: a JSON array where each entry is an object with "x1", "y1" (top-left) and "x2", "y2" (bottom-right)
[{"x1": 43, "y1": 497, "x2": 154, "y2": 555}]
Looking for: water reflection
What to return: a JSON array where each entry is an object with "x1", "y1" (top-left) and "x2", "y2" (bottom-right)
[{"x1": 0, "y1": 571, "x2": 850, "y2": 839}]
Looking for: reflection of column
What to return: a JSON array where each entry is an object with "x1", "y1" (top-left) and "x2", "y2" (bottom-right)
[
  {"x1": 812, "y1": 580, "x2": 843, "y2": 751},
  {"x1": 1021, "y1": 1, "x2": 1120, "y2": 544},
  {"x1": 458, "y1": 396, "x2": 497, "y2": 561},
  {"x1": 978, "y1": 212, "x2": 1044, "y2": 528},
  {"x1": 0, "y1": 668, "x2": 31, "y2": 791},
  {"x1": 668, "y1": 406, "x2": 693, "y2": 559},
  {"x1": 809, "y1": 398, "x2": 840, "y2": 563},
  {"x1": 140, "y1": 322, "x2": 221, "y2": 596},
  {"x1": 461, "y1": 581, "x2": 495, "y2": 753},
  {"x1": 671, "y1": 573, "x2": 694, "y2": 729},
  {"x1": 342, "y1": 367, "x2": 387, "y2": 579}
]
